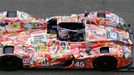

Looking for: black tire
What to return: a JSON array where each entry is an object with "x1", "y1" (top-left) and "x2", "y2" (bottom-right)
[
  {"x1": 63, "y1": 60, "x2": 73, "y2": 67},
  {"x1": 0, "y1": 56, "x2": 23, "y2": 71},
  {"x1": 63, "y1": 56, "x2": 74, "y2": 67},
  {"x1": 93, "y1": 56, "x2": 117, "y2": 71}
]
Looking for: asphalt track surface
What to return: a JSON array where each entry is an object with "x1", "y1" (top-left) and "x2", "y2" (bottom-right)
[{"x1": 0, "y1": 0, "x2": 134, "y2": 75}]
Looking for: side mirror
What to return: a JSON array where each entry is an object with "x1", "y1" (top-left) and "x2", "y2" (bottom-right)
[
  {"x1": 47, "y1": 18, "x2": 57, "y2": 34},
  {"x1": 84, "y1": 10, "x2": 89, "y2": 17},
  {"x1": 127, "y1": 24, "x2": 131, "y2": 27}
]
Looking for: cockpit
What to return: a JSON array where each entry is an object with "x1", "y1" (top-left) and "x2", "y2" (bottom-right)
[{"x1": 57, "y1": 22, "x2": 85, "y2": 42}]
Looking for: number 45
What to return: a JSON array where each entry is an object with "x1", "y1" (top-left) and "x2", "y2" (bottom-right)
[{"x1": 75, "y1": 61, "x2": 85, "y2": 68}]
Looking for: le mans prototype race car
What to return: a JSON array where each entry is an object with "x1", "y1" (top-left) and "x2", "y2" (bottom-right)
[{"x1": 0, "y1": 10, "x2": 133, "y2": 71}]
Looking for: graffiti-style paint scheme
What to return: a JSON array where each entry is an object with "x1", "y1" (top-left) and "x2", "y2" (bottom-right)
[{"x1": 0, "y1": 11, "x2": 132, "y2": 71}]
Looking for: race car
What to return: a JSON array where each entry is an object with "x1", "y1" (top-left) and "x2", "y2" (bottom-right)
[{"x1": 0, "y1": 10, "x2": 133, "y2": 71}]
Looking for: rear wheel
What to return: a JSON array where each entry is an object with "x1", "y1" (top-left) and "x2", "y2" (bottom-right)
[
  {"x1": 63, "y1": 56, "x2": 74, "y2": 67},
  {"x1": 63, "y1": 60, "x2": 73, "y2": 67},
  {"x1": 0, "y1": 56, "x2": 23, "y2": 71},
  {"x1": 93, "y1": 56, "x2": 117, "y2": 71}
]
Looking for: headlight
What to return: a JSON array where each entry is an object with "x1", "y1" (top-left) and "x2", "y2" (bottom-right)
[
  {"x1": 122, "y1": 46, "x2": 132, "y2": 59},
  {"x1": 3, "y1": 46, "x2": 14, "y2": 54}
]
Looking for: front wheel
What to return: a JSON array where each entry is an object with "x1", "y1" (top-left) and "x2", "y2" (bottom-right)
[
  {"x1": 0, "y1": 56, "x2": 23, "y2": 71},
  {"x1": 63, "y1": 60, "x2": 73, "y2": 67},
  {"x1": 93, "y1": 56, "x2": 117, "y2": 71}
]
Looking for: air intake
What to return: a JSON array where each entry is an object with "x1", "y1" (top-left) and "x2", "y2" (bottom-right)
[
  {"x1": 3, "y1": 46, "x2": 14, "y2": 54},
  {"x1": 97, "y1": 12, "x2": 106, "y2": 18},
  {"x1": 7, "y1": 11, "x2": 17, "y2": 17}
]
